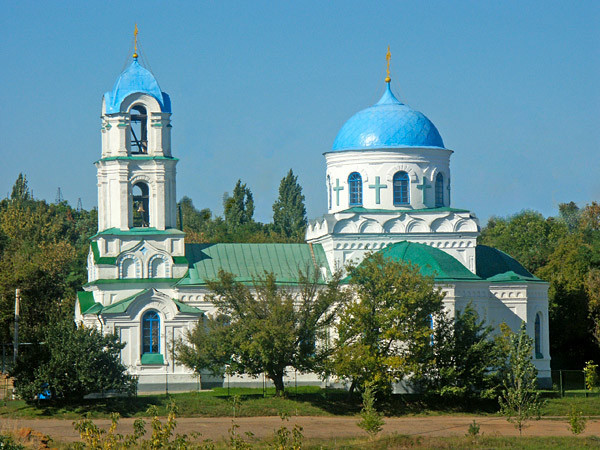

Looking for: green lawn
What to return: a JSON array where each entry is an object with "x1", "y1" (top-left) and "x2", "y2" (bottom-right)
[{"x1": 1, "y1": 386, "x2": 599, "y2": 420}]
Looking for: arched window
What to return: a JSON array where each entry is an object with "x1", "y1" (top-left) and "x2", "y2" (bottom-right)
[
  {"x1": 142, "y1": 311, "x2": 160, "y2": 354},
  {"x1": 149, "y1": 255, "x2": 170, "y2": 278},
  {"x1": 130, "y1": 105, "x2": 148, "y2": 154},
  {"x1": 393, "y1": 171, "x2": 409, "y2": 205},
  {"x1": 120, "y1": 256, "x2": 139, "y2": 279},
  {"x1": 348, "y1": 172, "x2": 362, "y2": 206},
  {"x1": 132, "y1": 182, "x2": 150, "y2": 227},
  {"x1": 327, "y1": 175, "x2": 332, "y2": 209},
  {"x1": 535, "y1": 313, "x2": 542, "y2": 358},
  {"x1": 435, "y1": 173, "x2": 444, "y2": 207}
]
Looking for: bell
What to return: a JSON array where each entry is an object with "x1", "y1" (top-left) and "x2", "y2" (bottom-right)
[{"x1": 137, "y1": 203, "x2": 145, "y2": 214}]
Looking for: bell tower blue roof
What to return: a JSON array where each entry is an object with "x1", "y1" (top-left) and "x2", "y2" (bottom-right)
[
  {"x1": 103, "y1": 58, "x2": 171, "y2": 114},
  {"x1": 332, "y1": 83, "x2": 444, "y2": 151}
]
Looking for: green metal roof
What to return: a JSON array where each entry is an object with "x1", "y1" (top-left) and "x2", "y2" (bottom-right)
[
  {"x1": 90, "y1": 241, "x2": 117, "y2": 265},
  {"x1": 375, "y1": 241, "x2": 482, "y2": 282},
  {"x1": 95, "y1": 156, "x2": 179, "y2": 163},
  {"x1": 475, "y1": 245, "x2": 543, "y2": 283},
  {"x1": 77, "y1": 291, "x2": 102, "y2": 314},
  {"x1": 340, "y1": 206, "x2": 470, "y2": 214},
  {"x1": 100, "y1": 289, "x2": 204, "y2": 315},
  {"x1": 92, "y1": 227, "x2": 185, "y2": 238},
  {"x1": 101, "y1": 289, "x2": 149, "y2": 314},
  {"x1": 84, "y1": 278, "x2": 178, "y2": 287},
  {"x1": 177, "y1": 243, "x2": 330, "y2": 286}
]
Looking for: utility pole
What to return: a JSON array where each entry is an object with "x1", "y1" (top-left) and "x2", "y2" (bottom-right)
[{"x1": 13, "y1": 289, "x2": 20, "y2": 364}]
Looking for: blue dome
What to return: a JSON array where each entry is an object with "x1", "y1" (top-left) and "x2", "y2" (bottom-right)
[
  {"x1": 332, "y1": 84, "x2": 444, "y2": 151},
  {"x1": 103, "y1": 59, "x2": 171, "y2": 114}
]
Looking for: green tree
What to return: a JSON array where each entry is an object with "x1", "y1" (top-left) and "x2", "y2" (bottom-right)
[
  {"x1": 272, "y1": 169, "x2": 307, "y2": 241},
  {"x1": 11, "y1": 317, "x2": 136, "y2": 402},
  {"x1": 479, "y1": 210, "x2": 566, "y2": 274},
  {"x1": 223, "y1": 180, "x2": 255, "y2": 232},
  {"x1": 357, "y1": 382, "x2": 384, "y2": 439},
  {"x1": 10, "y1": 173, "x2": 31, "y2": 201},
  {"x1": 331, "y1": 252, "x2": 446, "y2": 394},
  {"x1": 176, "y1": 269, "x2": 347, "y2": 396},
  {"x1": 421, "y1": 303, "x2": 503, "y2": 399},
  {"x1": 498, "y1": 322, "x2": 543, "y2": 436},
  {"x1": 0, "y1": 185, "x2": 97, "y2": 343}
]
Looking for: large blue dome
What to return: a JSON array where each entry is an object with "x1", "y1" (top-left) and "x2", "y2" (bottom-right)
[
  {"x1": 332, "y1": 84, "x2": 444, "y2": 151},
  {"x1": 103, "y1": 59, "x2": 171, "y2": 114}
]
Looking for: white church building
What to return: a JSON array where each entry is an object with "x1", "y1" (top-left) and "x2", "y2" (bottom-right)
[{"x1": 75, "y1": 50, "x2": 551, "y2": 391}]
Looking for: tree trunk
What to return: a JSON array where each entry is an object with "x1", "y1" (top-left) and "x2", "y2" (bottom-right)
[{"x1": 272, "y1": 373, "x2": 285, "y2": 397}]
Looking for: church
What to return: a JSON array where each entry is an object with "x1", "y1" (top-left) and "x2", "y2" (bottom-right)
[{"x1": 75, "y1": 45, "x2": 552, "y2": 391}]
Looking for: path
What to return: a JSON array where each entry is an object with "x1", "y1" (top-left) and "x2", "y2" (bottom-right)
[{"x1": 2, "y1": 416, "x2": 599, "y2": 443}]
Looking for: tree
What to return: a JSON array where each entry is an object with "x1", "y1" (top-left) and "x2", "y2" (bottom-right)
[
  {"x1": 0, "y1": 187, "x2": 97, "y2": 343},
  {"x1": 331, "y1": 252, "x2": 446, "y2": 394},
  {"x1": 479, "y1": 210, "x2": 567, "y2": 274},
  {"x1": 421, "y1": 303, "x2": 503, "y2": 399},
  {"x1": 176, "y1": 269, "x2": 347, "y2": 396},
  {"x1": 498, "y1": 322, "x2": 543, "y2": 436},
  {"x1": 10, "y1": 173, "x2": 31, "y2": 201},
  {"x1": 272, "y1": 169, "x2": 307, "y2": 240},
  {"x1": 11, "y1": 317, "x2": 136, "y2": 402},
  {"x1": 223, "y1": 180, "x2": 255, "y2": 232}
]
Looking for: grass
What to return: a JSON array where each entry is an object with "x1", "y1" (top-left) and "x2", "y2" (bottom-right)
[
  {"x1": 302, "y1": 434, "x2": 600, "y2": 449},
  {"x1": 1, "y1": 386, "x2": 599, "y2": 420},
  {"x1": 23, "y1": 433, "x2": 600, "y2": 449},
  {"x1": 541, "y1": 395, "x2": 600, "y2": 416}
]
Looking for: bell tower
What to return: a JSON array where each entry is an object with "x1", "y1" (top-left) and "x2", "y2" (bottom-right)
[
  {"x1": 87, "y1": 30, "x2": 187, "y2": 286},
  {"x1": 97, "y1": 32, "x2": 176, "y2": 232}
]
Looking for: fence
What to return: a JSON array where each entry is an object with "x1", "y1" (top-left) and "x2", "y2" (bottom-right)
[{"x1": 550, "y1": 369, "x2": 599, "y2": 397}]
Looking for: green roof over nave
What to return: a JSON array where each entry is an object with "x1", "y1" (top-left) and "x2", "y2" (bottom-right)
[{"x1": 177, "y1": 243, "x2": 330, "y2": 286}]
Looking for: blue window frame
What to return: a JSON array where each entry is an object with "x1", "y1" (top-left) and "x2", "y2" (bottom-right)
[
  {"x1": 348, "y1": 172, "x2": 362, "y2": 206},
  {"x1": 435, "y1": 173, "x2": 444, "y2": 207},
  {"x1": 535, "y1": 313, "x2": 542, "y2": 358},
  {"x1": 142, "y1": 311, "x2": 160, "y2": 354},
  {"x1": 393, "y1": 171, "x2": 409, "y2": 205}
]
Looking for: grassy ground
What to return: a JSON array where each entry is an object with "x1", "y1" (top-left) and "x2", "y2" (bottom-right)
[
  {"x1": 1, "y1": 386, "x2": 599, "y2": 420},
  {"x1": 12, "y1": 433, "x2": 600, "y2": 449},
  {"x1": 302, "y1": 434, "x2": 600, "y2": 449}
]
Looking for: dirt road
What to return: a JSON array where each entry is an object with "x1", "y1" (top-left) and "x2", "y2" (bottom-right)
[{"x1": 2, "y1": 415, "x2": 599, "y2": 443}]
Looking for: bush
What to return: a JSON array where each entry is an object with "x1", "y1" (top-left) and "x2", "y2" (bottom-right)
[
  {"x1": 568, "y1": 406, "x2": 587, "y2": 435},
  {"x1": 11, "y1": 318, "x2": 136, "y2": 403}
]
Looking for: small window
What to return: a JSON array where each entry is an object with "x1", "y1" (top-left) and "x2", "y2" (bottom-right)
[
  {"x1": 142, "y1": 311, "x2": 160, "y2": 354},
  {"x1": 132, "y1": 182, "x2": 150, "y2": 227},
  {"x1": 130, "y1": 105, "x2": 148, "y2": 154},
  {"x1": 535, "y1": 313, "x2": 542, "y2": 359},
  {"x1": 327, "y1": 175, "x2": 332, "y2": 209},
  {"x1": 393, "y1": 171, "x2": 409, "y2": 205},
  {"x1": 348, "y1": 172, "x2": 362, "y2": 206},
  {"x1": 435, "y1": 173, "x2": 444, "y2": 207}
]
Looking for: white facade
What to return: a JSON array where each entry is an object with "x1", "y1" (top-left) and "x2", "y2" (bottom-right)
[{"x1": 76, "y1": 56, "x2": 552, "y2": 391}]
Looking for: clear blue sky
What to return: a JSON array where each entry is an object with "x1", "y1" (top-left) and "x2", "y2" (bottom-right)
[{"x1": 1, "y1": 1, "x2": 598, "y2": 224}]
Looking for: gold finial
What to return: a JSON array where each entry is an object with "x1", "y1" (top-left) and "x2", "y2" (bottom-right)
[
  {"x1": 385, "y1": 46, "x2": 391, "y2": 83},
  {"x1": 133, "y1": 24, "x2": 139, "y2": 59}
]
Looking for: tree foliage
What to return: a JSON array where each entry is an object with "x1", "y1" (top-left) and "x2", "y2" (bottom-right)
[
  {"x1": 421, "y1": 303, "x2": 504, "y2": 399},
  {"x1": 331, "y1": 252, "x2": 446, "y2": 394},
  {"x1": 0, "y1": 175, "x2": 97, "y2": 343},
  {"x1": 11, "y1": 317, "x2": 136, "y2": 402},
  {"x1": 272, "y1": 169, "x2": 307, "y2": 241},
  {"x1": 224, "y1": 180, "x2": 255, "y2": 232},
  {"x1": 176, "y1": 269, "x2": 348, "y2": 396},
  {"x1": 480, "y1": 203, "x2": 600, "y2": 369},
  {"x1": 498, "y1": 322, "x2": 543, "y2": 435}
]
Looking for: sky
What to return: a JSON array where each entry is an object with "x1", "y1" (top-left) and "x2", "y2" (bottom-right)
[{"x1": 1, "y1": 1, "x2": 599, "y2": 224}]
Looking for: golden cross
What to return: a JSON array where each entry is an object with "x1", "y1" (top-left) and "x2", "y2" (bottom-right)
[
  {"x1": 133, "y1": 24, "x2": 139, "y2": 58},
  {"x1": 385, "y1": 46, "x2": 391, "y2": 83}
]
